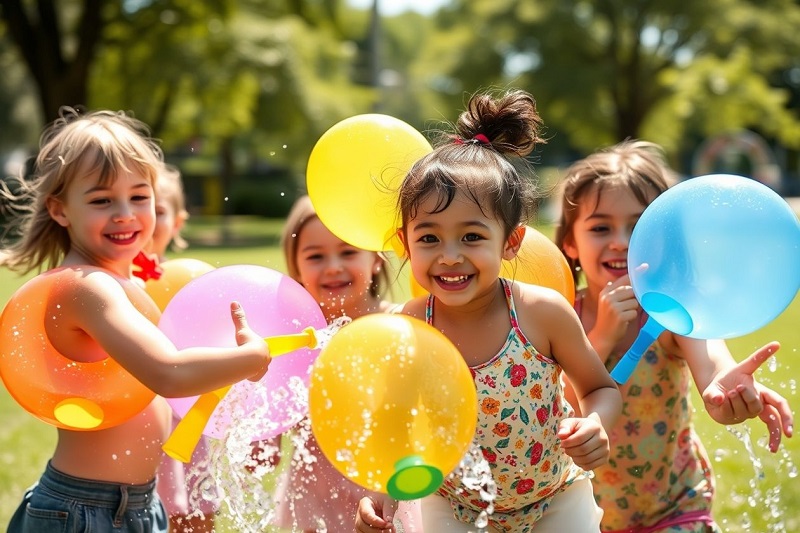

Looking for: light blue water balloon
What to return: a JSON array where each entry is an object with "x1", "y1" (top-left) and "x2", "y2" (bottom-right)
[{"x1": 611, "y1": 174, "x2": 800, "y2": 383}]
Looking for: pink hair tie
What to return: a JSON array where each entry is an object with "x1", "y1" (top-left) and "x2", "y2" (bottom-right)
[{"x1": 453, "y1": 133, "x2": 491, "y2": 145}]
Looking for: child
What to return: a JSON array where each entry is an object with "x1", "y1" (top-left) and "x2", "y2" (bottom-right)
[
  {"x1": 554, "y1": 139, "x2": 794, "y2": 532},
  {"x1": 263, "y1": 194, "x2": 422, "y2": 532},
  {"x1": 358, "y1": 89, "x2": 622, "y2": 532},
  {"x1": 149, "y1": 163, "x2": 222, "y2": 533},
  {"x1": 1, "y1": 108, "x2": 271, "y2": 533}
]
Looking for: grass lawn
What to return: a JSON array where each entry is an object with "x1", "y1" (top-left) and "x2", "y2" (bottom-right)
[{"x1": 0, "y1": 215, "x2": 798, "y2": 531}]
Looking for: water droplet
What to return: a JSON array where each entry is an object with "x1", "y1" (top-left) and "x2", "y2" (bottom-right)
[{"x1": 767, "y1": 356, "x2": 778, "y2": 372}]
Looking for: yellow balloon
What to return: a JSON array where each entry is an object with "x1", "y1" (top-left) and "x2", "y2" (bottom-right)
[
  {"x1": 308, "y1": 314, "x2": 477, "y2": 500},
  {"x1": 307, "y1": 114, "x2": 432, "y2": 252},
  {"x1": 144, "y1": 258, "x2": 215, "y2": 311},
  {"x1": 409, "y1": 226, "x2": 576, "y2": 304}
]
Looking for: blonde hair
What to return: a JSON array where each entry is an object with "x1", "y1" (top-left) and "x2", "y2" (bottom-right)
[
  {"x1": 281, "y1": 195, "x2": 390, "y2": 298},
  {"x1": 0, "y1": 107, "x2": 162, "y2": 274},
  {"x1": 157, "y1": 163, "x2": 189, "y2": 252},
  {"x1": 554, "y1": 139, "x2": 675, "y2": 281}
]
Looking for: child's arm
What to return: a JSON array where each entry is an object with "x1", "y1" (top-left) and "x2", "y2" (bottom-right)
[
  {"x1": 518, "y1": 286, "x2": 622, "y2": 470},
  {"x1": 669, "y1": 335, "x2": 793, "y2": 452},
  {"x1": 66, "y1": 272, "x2": 270, "y2": 397}
]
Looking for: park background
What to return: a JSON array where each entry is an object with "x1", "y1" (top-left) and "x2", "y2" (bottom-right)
[{"x1": 1, "y1": 0, "x2": 799, "y2": 531}]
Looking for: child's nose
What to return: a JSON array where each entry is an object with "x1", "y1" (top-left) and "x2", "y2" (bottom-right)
[
  {"x1": 324, "y1": 257, "x2": 344, "y2": 272},
  {"x1": 113, "y1": 203, "x2": 136, "y2": 222},
  {"x1": 438, "y1": 243, "x2": 464, "y2": 265},
  {"x1": 609, "y1": 229, "x2": 630, "y2": 250}
]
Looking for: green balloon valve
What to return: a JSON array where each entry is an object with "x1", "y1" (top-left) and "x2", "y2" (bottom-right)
[{"x1": 386, "y1": 455, "x2": 443, "y2": 500}]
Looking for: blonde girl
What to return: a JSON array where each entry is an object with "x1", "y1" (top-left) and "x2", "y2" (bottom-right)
[{"x1": 2, "y1": 108, "x2": 270, "y2": 533}]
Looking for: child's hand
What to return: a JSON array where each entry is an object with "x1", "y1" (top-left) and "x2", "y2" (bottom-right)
[
  {"x1": 356, "y1": 495, "x2": 397, "y2": 532},
  {"x1": 702, "y1": 341, "x2": 793, "y2": 451},
  {"x1": 557, "y1": 415, "x2": 610, "y2": 470},
  {"x1": 594, "y1": 275, "x2": 639, "y2": 347},
  {"x1": 230, "y1": 302, "x2": 271, "y2": 381}
]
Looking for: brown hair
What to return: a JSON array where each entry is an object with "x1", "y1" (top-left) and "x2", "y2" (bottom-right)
[
  {"x1": 554, "y1": 139, "x2": 675, "y2": 281},
  {"x1": 398, "y1": 89, "x2": 545, "y2": 241}
]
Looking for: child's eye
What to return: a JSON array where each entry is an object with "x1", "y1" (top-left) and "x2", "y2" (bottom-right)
[
  {"x1": 132, "y1": 195, "x2": 151, "y2": 202},
  {"x1": 463, "y1": 233, "x2": 483, "y2": 242},
  {"x1": 418, "y1": 234, "x2": 438, "y2": 244},
  {"x1": 589, "y1": 225, "x2": 609, "y2": 234},
  {"x1": 304, "y1": 253, "x2": 323, "y2": 262},
  {"x1": 341, "y1": 249, "x2": 359, "y2": 257},
  {"x1": 89, "y1": 198, "x2": 110, "y2": 205}
]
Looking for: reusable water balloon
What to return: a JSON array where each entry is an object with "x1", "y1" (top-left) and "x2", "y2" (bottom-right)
[
  {"x1": 159, "y1": 265, "x2": 326, "y2": 442},
  {"x1": 0, "y1": 267, "x2": 159, "y2": 430},
  {"x1": 306, "y1": 114, "x2": 432, "y2": 252},
  {"x1": 144, "y1": 258, "x2": 215, "y2": 311},
  {"x1": 163, "y1": 327, "x2": 317, "y2": 463},
  {"x1": 409, "y1": 226, "x2": 575, "y2": 304},
  {"x1": 611, "y1": 174, "x2": 800, "y2": 383},
  {"x1": 309, "y1": 314, "x2": 477, "y2": 500}
]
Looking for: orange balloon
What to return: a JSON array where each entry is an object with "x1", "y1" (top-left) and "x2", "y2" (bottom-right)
[
  {"x1": 0, "y1": 267, "x2": 159, "y2": 430},
  {"x1": 144, "y1": 258, "x2": 215, "y2": 311},
  {"x1": 309, "y1": 314, "x2": 477, "y2": 500},
  {"x1": 409, "y1": 226, "x2": 575, "y2": 303}
]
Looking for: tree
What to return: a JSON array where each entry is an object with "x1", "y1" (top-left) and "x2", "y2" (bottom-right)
[{"x1": 418, "y1": 0, "x2": 800, "y2": 162}]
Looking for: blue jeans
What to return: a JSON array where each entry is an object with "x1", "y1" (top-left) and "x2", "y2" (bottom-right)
[{"x1": 7, "y1": 461, "x2": 167, "y2": 532}]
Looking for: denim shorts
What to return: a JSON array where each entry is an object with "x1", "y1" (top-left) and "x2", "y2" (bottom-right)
[{"x1": 7, "y1": 461, "x2": 167, "y2": 533}]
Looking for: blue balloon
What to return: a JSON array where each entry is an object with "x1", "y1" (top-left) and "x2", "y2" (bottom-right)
[{"x1": 611, "y1": 174, "x2": 800, "y2": 383}]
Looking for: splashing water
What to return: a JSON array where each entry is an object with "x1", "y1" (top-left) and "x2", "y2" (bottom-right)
[
  {"x1": 725, "y1": 423, "x2": 791, "y2": 533},
  {"x1": 182, "y1": 317, "x2": 352, "y2": 531},
  {"x1": 442, "y1": 442, "x2": 497, "y2": 532}
]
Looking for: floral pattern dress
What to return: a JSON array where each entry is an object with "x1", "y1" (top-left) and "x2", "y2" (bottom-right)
[
  {"x1": 427, "y1": 279, "x2": 587, "y2": 532},
  {"x1": 576, "y1": 300, "x2": 719, "y2": 533}
]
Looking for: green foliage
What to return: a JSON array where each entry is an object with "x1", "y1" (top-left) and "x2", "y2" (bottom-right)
[
  {"x1": 416, "y1": 0, "x2": 800, "y2": 164},
  {"x1": 228, "y1": 175, "x2": 301, "y2": 218}
]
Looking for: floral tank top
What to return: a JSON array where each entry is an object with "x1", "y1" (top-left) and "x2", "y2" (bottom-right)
[
  {"x1": 575, "y1": 298, "x2": 718, "y2": 533},
  {"x1": 427, "y1": 279, "x2": 587, "y2": 532}
]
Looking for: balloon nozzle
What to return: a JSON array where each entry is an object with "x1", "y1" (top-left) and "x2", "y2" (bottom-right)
[{"x1": 386, "y1": 454, "x2": 443, "y2": 500}]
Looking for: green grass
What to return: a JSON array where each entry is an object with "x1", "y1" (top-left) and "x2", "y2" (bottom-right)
[{"x1": 0, "y1": 216, "x2": 798, "y2": 531}]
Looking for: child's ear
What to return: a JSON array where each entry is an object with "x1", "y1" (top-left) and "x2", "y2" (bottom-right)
[
  {"x1": 561, "y1": 235, "x2": 579, "y2": 261},
  {"x1": 372, "y1": 254, "x2": 384, "y2": 275},
  {"x1": 391, "y1": 229, "x2": 407, "y2": 259},
  {"x1": 173, "y1": 214, "x2": 186, "y2": 236},
  {"x1": 46, "y1": 197, "x2": 69, "y2": 227},
  {"x1": 503, "y1": 225, "x2": 526, "y2": 260}
]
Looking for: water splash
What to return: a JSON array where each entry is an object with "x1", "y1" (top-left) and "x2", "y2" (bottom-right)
[
  {"x1": 444, "y1": 442, "x2": 497, "y2": 532},
  {"x1": 725, "y1": 423, "x2": 789, "y2": 533}
]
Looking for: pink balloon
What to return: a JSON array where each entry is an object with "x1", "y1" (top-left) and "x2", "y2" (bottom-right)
[{"x1": 159, "y1": 265, "x2": 326, "y2": 441}]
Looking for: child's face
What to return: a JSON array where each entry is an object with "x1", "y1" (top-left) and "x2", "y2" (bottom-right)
[
  {"x1": 48, "y1": 166, "x2": 155, "y2": 270},
  {"x1": 562, "y1": 184, "x2": 652, "y2": 293},
  {"x1": 151, "y1": 191, "x2": 179, "y2": 258},
  {"x1": 404, "y1": 191, "x2": 517, "y2": 308},
  {"x1": 295, "y1": 217, "x2": 383, "y2": 318}
]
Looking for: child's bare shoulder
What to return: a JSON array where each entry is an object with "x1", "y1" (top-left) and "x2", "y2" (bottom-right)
[
  {"x1": 399, "y1": 296, "x2": 427, "y2": 320},
  {"x1": 512, "y1": 281, "x2": 572, "y2": 313}
]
